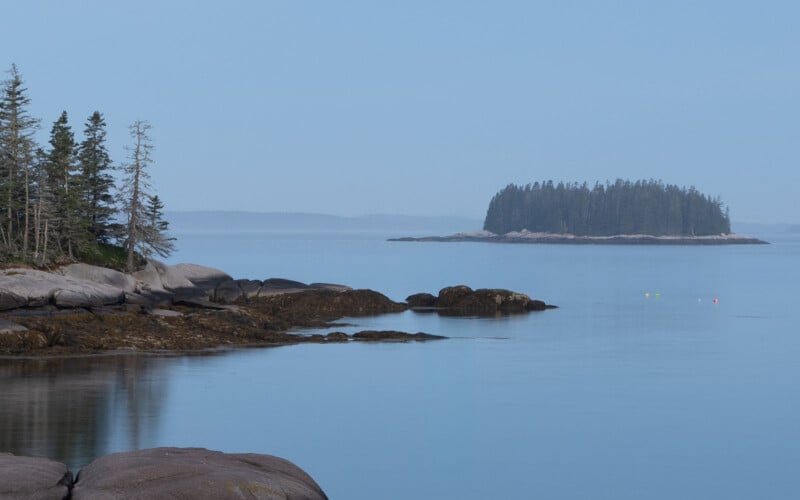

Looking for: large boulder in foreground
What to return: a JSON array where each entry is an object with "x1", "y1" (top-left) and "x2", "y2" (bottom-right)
[
  {"x1": 71, "y1": 447, "x2": 327, "y2": 500},
  {"x1": 0, "y1": 452, "x2": 72, "y2": 500}
]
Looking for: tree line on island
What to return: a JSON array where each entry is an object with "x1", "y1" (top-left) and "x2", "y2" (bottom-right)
[
  {"x1": 0, "y1": 64, "x2": 173, "y2": 270},
  {"x1": 483, "y1": 179, "x2": 731, "y2": 236}
]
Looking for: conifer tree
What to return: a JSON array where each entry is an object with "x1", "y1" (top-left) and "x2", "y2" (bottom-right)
[
  {"x1": 118, "y1": 121, "x2": 174, "y2": 268},
  {"x1": 0, "y1": 64, "x2": 39, "y2": 256},
  {"x1": 45, "y1": 111, "x2": 87, "y2": 258},
  {"x1": 141, "y1": 194, "x2": 175, "y2": 258},
  {"x1": 78, "y1": 111, "x2": 116, "y2": 242}
]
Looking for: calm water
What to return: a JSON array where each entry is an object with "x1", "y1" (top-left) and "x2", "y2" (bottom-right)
[{"x1": 2, "y1": 230, "x2": 799, "y2": 499}]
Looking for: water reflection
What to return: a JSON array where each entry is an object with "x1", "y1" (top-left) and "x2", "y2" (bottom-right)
[{"x1": 0, "y1": 355, "x2": 172, "y2": 470}]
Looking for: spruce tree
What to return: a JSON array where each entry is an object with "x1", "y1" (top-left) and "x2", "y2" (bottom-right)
[
  {"x1": 45, "y1": 111, "x2": 87, "y2": 258},
  {"x1": 141, "y1": 194, "x2": 175, "y2": 258},
  {"x1": 0, "y1": 64, "x2": 39, "y2": 257},
  {"x1": 78, "y1": 111, "x2": 116, "y2": 242}
]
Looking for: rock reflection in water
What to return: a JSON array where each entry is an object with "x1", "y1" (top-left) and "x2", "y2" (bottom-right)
[{"x1": 0, "y1": 355, "x2": 171, "y2": 470}]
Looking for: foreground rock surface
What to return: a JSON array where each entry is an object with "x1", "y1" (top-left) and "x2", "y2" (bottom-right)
[
  {"x1": 72, "y1": 447, "x2": 327, "y2": 500},
  {"x1": 0, "y1": 448, "x2": 326, "y2": 500},
  {"x1": 0, "y1": 452, "x2": 72, "y2": 500}
]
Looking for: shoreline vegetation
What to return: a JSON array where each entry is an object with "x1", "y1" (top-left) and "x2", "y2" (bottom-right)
[
  {"x1": 0, "y1": 262, "x2": 555, "y2": 357},
  {"x1": 389, "y1": 230, "x2": 768, "y2": 245}
]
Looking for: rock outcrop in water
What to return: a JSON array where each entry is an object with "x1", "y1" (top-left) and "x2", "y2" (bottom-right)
[
  {"x1": 407, "y1": 285, "x2": 556, "y2": 316},
  {"x1": 0, "y1": 448, "x2": 327, "y2": 500}
]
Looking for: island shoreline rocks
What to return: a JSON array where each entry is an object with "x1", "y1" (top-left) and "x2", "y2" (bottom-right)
[
  {"x1": 389, "y1": 230, "x2": 769, "y2": 245},
  {"x1": 0, "y1": 262, "x2": 553, "y2": 356}
]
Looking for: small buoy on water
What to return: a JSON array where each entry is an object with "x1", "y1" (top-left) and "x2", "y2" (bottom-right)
[
  {"x1": 655, "y1": 293, "x2": 661, "y2": 299},
  {"x1": 644, "y1": 292, "x2": 650, "y2": 298},
  {"x1": 713, "y1": 298, "x2": 719, "y2": 304}
]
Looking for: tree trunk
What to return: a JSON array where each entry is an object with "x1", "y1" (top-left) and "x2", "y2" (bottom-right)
[{"x1": 22, "y1": 168, "x2": 29, "y2": 258}]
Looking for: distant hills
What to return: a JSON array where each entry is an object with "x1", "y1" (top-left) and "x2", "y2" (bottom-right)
[{"x1": 167, "y1": 211, "x2": 481, "y2": 235}]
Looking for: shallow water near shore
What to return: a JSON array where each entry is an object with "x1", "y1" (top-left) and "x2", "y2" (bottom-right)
[{"x1": 2, "y1": 229, "x2": 800, "y2": 499}]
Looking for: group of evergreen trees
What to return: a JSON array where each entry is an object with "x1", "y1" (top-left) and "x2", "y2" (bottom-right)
[
  {"x1": 483, "y1": 179, "x2": 731, "y2": 236},
  {"x1": 0, "y1": 64, "x2": 173, "y2": 270}
]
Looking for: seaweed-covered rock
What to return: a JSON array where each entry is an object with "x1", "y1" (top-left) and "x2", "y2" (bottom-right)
[
  {"x1": 324, "y1": 332, "x2": 350, "y2": 342},
  {"x1": 248, "y1": 289, "x2": 407, "y2": 326},
  {"x1": 436, "y1": 285, "x2": 474, "y2": 308},
  {"x1": 352, "y1": 330, "x2": 446, "y2": 341},
  {"x1": 405, "y1": 292, "x2": 437, "y2": 308},
  {"x1": 451, "y1": 289, "x2": 533, "y2": 314},
  {"x1": 407, "y1": 285, "x2": 556, "y2": 316}
]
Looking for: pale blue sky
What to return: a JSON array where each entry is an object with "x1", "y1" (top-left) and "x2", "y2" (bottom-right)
[{"x1": 3, "y1": 1, "x2": 798, "y2": 223}]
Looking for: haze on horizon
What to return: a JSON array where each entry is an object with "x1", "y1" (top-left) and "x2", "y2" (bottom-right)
[{"x1": 4, "y1": 1, "x2": 798, "y2": 224}]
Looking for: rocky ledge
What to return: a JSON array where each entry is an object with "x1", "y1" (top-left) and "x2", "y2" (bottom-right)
[
  {"x1": 0, "y1": 262, "x2": 553, "y2": 355},
  {"x1": 390, "y1": 230, "x2": 768, "y2": 245},
  {"x1": 0, "y1": 447, "x2": 327, "y2": 499}
]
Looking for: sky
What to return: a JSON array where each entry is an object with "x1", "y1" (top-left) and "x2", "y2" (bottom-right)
[{"x1": 2, "y1": 1, "x2": 798, "y2": 223}]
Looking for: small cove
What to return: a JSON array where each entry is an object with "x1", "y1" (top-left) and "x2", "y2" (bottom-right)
[{"x1": 1, "y1": 230, "x2": 798, "y2": 499}]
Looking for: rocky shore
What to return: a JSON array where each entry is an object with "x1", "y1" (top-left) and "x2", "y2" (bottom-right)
[
  {"x1": 389, "y1": 229, "x2": 769, "y2": 245},
  {"x1": 0, "y1": 447, "x2": 328, "y2": 499},
  {"x1": 0, "y1": 262, "x2": 554, "y2": 355}
]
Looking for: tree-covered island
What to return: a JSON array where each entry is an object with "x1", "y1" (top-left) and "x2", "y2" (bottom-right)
[
  {"x1": 390, "y1": 179, "x2": 767, "y2": 245},
  {"x1": 484, "y1": 179, "x2": 731, "y2": 236}
]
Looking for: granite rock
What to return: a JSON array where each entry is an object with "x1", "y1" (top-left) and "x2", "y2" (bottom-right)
[
  {"x1": 0, "y1": 453, "x2": 72, "y2": 500},
  {"x1": 71, "y1": 447, "x2": 327, "y2": 500}
]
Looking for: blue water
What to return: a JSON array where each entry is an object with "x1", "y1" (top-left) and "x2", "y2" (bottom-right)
[{"x1": 2, "y1": 230, "x2": 799, "y2": 499}]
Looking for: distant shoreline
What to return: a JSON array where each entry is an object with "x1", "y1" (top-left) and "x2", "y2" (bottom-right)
[{"x1": 389, "y1": 230, "x2": 769, "y2": 245}]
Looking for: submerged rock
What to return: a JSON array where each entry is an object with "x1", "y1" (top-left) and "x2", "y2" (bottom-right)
[
  {"x1": 71, "y1": 447, "x2": 327, "y2": 500},
  {"x1": 352, "y1": 330, "x2": 446, "y2": 341},
  {"x1": 0, "y1": 453, "x2": 73, "y2": 500}
]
